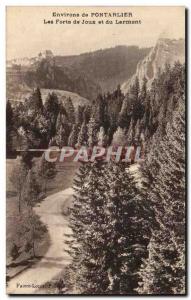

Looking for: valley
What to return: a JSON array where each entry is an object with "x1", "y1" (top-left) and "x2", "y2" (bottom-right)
[
  {"x1": 7, "y1": 45, "x2": 151, "y2": 100},
  {"x1": 6, "y1": 35, "x2": 186, "y2": 295}
]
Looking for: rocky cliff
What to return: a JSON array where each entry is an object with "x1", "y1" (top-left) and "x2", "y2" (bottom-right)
[{"x1": 121, "y1": 38, "x2": 185, "y2": 94}]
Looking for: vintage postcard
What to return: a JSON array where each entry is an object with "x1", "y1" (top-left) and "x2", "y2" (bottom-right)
[{"x1": 6, "y1": 6, "x2": 186, "y2": 295}]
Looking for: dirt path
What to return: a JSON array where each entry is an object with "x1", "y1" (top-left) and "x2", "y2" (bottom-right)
[{"x1": 7, "y1": 188, "x2": 73, "y2": 294}]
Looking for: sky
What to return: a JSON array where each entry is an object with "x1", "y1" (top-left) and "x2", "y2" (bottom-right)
[{"x1": 6, "y1": 6, "x2": 185, "y2": 60}]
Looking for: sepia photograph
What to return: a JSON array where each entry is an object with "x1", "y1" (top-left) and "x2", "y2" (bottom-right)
[{"x1": 6, "y1": 6, "x2": 186, "y2": 295}]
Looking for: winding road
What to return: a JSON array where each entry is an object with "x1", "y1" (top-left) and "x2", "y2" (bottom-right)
[{"x1": 7, "y1": 188, "x2": 73, "y2": 294}]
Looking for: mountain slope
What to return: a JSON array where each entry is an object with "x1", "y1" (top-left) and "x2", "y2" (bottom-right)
[
  {"x1": 8, "y1": 88, "x2": 89, "y2": 108},
  {"x1": 54, "y1": 45, "x2": 150, "y2": 94},
  {"x1": 121, "y1": 38, "x2": 185, "y2": 94},
  {"x1": 7, "y1": 46, "x2": 150, "y2": 101}
]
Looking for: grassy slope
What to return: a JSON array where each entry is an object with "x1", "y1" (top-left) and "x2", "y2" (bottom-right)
[
  {"x1": 8, "y1": 88, "x2": 89, "y2": 108},
  {"x1": 40, "y1": 89, "x2": 89, "y2": 108}
]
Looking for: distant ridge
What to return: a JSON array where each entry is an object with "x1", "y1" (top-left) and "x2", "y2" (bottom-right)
[{"x1": 7, "y1": 45, "x2": 150, "y2": 100}]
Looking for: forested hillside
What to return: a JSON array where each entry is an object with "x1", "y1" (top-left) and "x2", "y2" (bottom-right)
[
  {"x1": 7, "y1": 62, "x2": 184, "y2": 155},
  {"x1": 6, "y1": 58, "x2": 185, "y2": 294},
  {"x1": 7, "y1": 46, "x2": 150, "y2": 101},
  {"x1": 122, "y1": 38, "x2": 185, "y2": 93},
  {"x1": 54, "y1": 45, "x2": 150, "y2": 94},
  {"x1": 63, "y1": 62, "x2": 185, "y2": 294}
]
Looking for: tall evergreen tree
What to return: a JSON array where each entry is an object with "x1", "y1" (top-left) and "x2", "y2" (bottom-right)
[
  {"x1": 137, "y1": 99, "x2": 185, "y2": 294},
  {"x1": 10, "y1": 159, "x2": 28, "y2": 213},
  {"x1": 130, "y1": 77, "x2": 145, "y2": 122},
  {"x1": 77, "y1": 121, "x2": 88, "y2": 146},
  {"x1": 68, "y1": 124, "x2": 80, "y2": 147},
  {"x1": 76, "y1": 105, "x2": 85, "y2": 125},
  {"x1": 17, "y1": 211, "x2": 47, "y2": 258},
  {"x1": 112, "y1": 127, "x2": 127, "y2": 146},
  {"x1": 118, "y1": 93, "x2": 132, "y2": 129},
  {"x1": 66, "y1": 161, "x2": 111, "y2": 294},
  {"x1": 130, "y1": 77, "x2": 140, "y2": 100},
  {"x1": 44, "y1": 92, "x2": 60, "y2": 137},
  {"x1": 94, "y1": 94, "x2": 109, "y2": 130},
  {"x1": 66, "y1": 161, "x2": 152, "y2": 294},
  {"x1": 55, "y1": 112, "x2": 70, "y2": 146},
  {"x1": 22, "y1": 169, "x2": 41, "y2": 207},
  {"x1": 87, "y1": 117, "x2": 98, "y2": 147},
  {"x1": 38, "y1": 154, "x2": 57, "y2": 193},
  {"x1": 64, "y1": 97, "x2": 75, "y2": 122},
  {"x1": 104, "y1": 162, "x2": 152, "y2": 294},
  {"x1": 83, "y1": 105, "x2": 91, "y2": 124},
  {"x1": 55, "y1": 124, "x2": 68, "y2": 147},
  {"x1": 26, "y1": 87, "x2": 43, "y2": 113},
  {"x1": 97, "y1": 126, "x2": 108, "y2": 147},
  {"x1": 140, "y1": 76, "x2": 147, "y2": 101},
  {"x1": 126, "y1": 118, "x2": 134, "y2": 144}
]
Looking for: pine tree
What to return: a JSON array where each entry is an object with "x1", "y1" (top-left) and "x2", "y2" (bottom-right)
[
  {"x1": 55, "y1": 112, "x2": 70, "y2": 147},
  {"x1": 66, "y1": 161, "x2": 152, "y2": 294},
  {"x1": 76, "y1": 105, "x2": 85, "y2": 125},
  {"x1": 130, "y1": 77, "x2": 145, "y2": 121},
  {"x1": 34, "y1": 112, "x2": 51, "y2": 148},
  {"x1": 87, "y1": 117, "x2": 98, "y2": 147},
  {"x1": 18, "y1": 211, "x2": 47, "y2": 258},
  {"x1": 33, "y1": 87, "x2": 43, "y2": 112},
  {"x1": 140, "y1": 76, "x2": 147, "y2": 101},
  {"x1": 68, "y1": 124, "x2": 80, "y2": 147},
  {"x1": 68, "y1": 162, "x2": 92, "y2": 245},
  {"x1": 64, "y1": 97, "x2": 75, "y2": 122},
  {"x1": 97, "y1": 126, "x2": 108, "y2": 147},
  {"x1": 94, "y1": 94, "x2": 109, "y2": 129},
  {"x1": 77, "y1": 121, "x2": 88, "y2": 146},
  {"x1": 56, "y1": 111, "x2": 66, "y2": 132},
  {"x1": 22, "y1": 169, "x2": 41, "y2": 207},
  {"x1": 56, "y1": 124, "x2": 68, "y2": 147},
  {"x1": 126, "y1": 118, "x2": 134, "y2": 144},
  {"x1": 138, "y1": 229, "x2": 185, "y2": 295},
  {"x1": 44, "y1": 92, "x2": 60, "y2": 137},
  {"x1": 130, "y1": 76, "x2": 140, "y2": 100},
  {"x1": 104, "y1": 162, "x2": 152, "y2": 294},
  {"x1": 83, "y1": 105, "x2": 91, "y2": 124},
  {"x1": 134, "y1": 119, "x2": 141, "y2": 142},
  {"x1": 137, "y1": 99, "x2": 185, "y2": 295},
  {"x1": 107, "y1": 86, "x2": 124, "y2": 134},
  {"x1": 26, "y1": 87, "x2": 43, "y2": 113},
  {"x1": 10, "y1": 243, "x2": 21, "y2": 261},
  {"x1": 38, "y1": 154, "x2": 57, "y2": 193},
  {"x1": 10, "y1": 159, "x2": 28, "y2": 213},
  {"x1": 112, "y1": 127, "x2": 127, "y2": 146},
  {"x1": 66, "y1": 161, "x2": 111, "y2": 294},
  {"x1": 118, "y1": 94, "x2": 132, "y2": 129}
]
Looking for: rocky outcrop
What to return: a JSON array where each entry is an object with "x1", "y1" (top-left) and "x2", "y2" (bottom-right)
[{"x1": 121, "y1": 38, "x2": 185, "y2": 94}]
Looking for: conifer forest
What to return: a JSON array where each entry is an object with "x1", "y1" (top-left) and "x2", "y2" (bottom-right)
[{"x1": 6, "y1": 38, "x2": 186, "y2": 295}]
